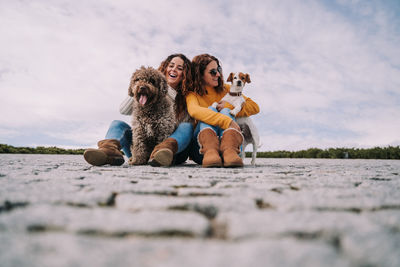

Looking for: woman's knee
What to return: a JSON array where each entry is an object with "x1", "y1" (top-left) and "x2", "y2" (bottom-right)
[
  {"x1": 171, "y1": 122, "x2": 193, "y2": 140},
  {"x1": 208, "y1": 106, "x2": 218, "y2": 112},
  {"x1": 110, "y1": 120, "x2": 130, "y2": 129},
  {"x1": 178, "y1": 122, "x2": 193, "y2": 133},
  {"x1": 220, "y1": 108, "x2": 232, "y2": 117}
]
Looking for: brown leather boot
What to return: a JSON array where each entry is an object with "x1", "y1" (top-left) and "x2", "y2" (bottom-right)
[
  {"x1": 220, "y1": 129, "x2": 244, "y2": 168},
  {"x1": 149, "y1": 138, "x2": 178, "y2": 167},
  {"x1": 83, "y1": 139, "x2": 124, "y2": 166},
  {"x1": 198, "y1": 128, "x2": 222, "y2": 168}
]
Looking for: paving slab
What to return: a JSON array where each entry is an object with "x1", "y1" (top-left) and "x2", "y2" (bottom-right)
[{"x1": 1, "y1": 154, "x2": 400, "y2": 267}]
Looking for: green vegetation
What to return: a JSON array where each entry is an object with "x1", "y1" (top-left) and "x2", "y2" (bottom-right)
[
  {"x1": 0, "y1": 144, "x2": 85, "y2": 155},
  {"x1": 1, "y1": 143, "x2": 399, "y2": 159},
  {"x1": 250, "y1": 146, "x2": 400, "y2": 159}
]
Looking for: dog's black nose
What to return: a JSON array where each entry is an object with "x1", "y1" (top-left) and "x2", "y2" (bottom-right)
[
  {"x1": 139, "y1": 86, "x2": 148, "y2": 93},
  {"x1": 237, "y1": 80, "x2": 242, "y2": 86}
]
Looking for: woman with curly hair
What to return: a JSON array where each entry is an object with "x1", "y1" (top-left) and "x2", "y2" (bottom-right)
[
  {"x1": 84, "y1": 53, "x2": 194, "y2": 167},
  {"x1": 186, "y1": 54, "x2": 259, "y2": 167}
]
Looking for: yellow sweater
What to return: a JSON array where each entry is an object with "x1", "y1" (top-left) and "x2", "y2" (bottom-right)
[{"x1": 186, "y1": 84, "x2": 260, "y2": 130}]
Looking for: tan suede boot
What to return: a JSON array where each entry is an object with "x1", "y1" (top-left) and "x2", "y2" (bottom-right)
[
  {"x1": 83, "y1": 139, "x2": 124, "y2": 166},
  {"x1": 198, "y1": 128, "x2": 222, "y2": 168},
  {"x1": 149, "y1": 138, "x2": 178, "y2": 167},
  {"x1": 220, "y1": 129, "x2": 244, "y2": 168}
]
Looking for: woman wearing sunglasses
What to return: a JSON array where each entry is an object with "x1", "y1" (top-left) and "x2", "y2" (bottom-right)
[{"x1": 186, "y1": 54, "x2": 259, "y2": 168}]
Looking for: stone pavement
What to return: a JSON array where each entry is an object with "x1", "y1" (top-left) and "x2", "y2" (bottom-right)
[{"x1": 0, "y1": 154, "x2": 400, "y2": 267}]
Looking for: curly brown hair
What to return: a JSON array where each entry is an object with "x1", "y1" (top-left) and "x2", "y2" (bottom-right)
[
  {"x1": 158, "y1": 53, "x2": 192, "y2": 121},
  {"x1": 191, "y1": 54, "x2": 224, "y2": 96}
]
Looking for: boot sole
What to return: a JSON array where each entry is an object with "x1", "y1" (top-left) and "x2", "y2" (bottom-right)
[
  {"x1": 149, "y1": 148, "x2": 173, "y2": 167},
  {"x1": 108, "y1": 157, "x2": 125, "y2": 166},
  {"x1": 202, "y1": 153, "x2": 222, "y2": 168},
  {"x1": 202, "y1": 161, "x2": 222, "y2": 168},
  {"x1": 202, "y1": 164, "x2": 222, "y2": 168},
  {"x1": 84, "y1": 149, "x2": 107, "y2": 166},
  {"x1": 223, "y1": 159, "x2": 244, "y2": 168},
  {"x1": 223, "y1": 163, "x2": 244, "y2": 168}
]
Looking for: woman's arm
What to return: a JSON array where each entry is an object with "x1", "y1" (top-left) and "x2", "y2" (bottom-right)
[
  {"x1": 235, "y1": 95, "x2": 260, "y2": 117},
  {"x1": 186, "y1": 93, "x2": 233, "y2": 130},
  {"x1": 119, "y1": 96, "x2": 134, "y2": 115}
]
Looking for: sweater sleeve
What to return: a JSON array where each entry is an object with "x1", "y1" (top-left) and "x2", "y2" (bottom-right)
[
  {"x1": 235, "y1": 95, "x2": 260, "y2": 117},
  {"x1": 119, "y1": 96, "x2": 133, "y2": 115},
  {"x1": 186, "y1": 93, "x2": 233, "y2": 130}
]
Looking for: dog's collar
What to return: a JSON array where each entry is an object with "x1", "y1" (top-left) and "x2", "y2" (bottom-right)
[{"x1": 229, "y1": 92, "x2": 242, "y2": 96}]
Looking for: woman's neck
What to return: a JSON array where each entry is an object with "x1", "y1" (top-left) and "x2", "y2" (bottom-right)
[{"x1": 204, "y1": 85, "x2": 216, "y2": 93}]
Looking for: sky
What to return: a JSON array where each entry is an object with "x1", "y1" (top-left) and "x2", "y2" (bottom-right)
[{"x1": 1, "y1": 0, "x2": 400, "y2": 151}]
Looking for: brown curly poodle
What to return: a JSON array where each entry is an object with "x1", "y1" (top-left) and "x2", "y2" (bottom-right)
[{"x1": 128, "y1": 66, "x2": 177, "y2": 165}]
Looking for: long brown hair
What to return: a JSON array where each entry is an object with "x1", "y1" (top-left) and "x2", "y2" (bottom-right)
[
  {"x1": 158, "y1": 53, "x2": 192, "y2": 121},
  {"x1": 191, "y1": 54, "x2": 224, "y2": 96}
]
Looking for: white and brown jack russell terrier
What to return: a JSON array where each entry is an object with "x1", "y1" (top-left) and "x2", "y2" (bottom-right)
[{"x1": 212, "y1": 72, "x2": 260, "y2": 165}]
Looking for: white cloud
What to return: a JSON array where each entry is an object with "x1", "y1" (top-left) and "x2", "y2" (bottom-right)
[{"x1": 0, "y1": 0, "x2": 399, "y2": 150}]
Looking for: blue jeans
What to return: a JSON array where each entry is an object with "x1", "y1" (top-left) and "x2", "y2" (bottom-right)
[
  {"x1": 189, "y1": 107, "x2": 235, "y2": 165},
  {"x1": 105, "y1": 120, "x2": 193, "y2": 164},
  {"x1": 105, "y1": 120, "x2": 132, "y2": 158},
  {"x1": 170, "y1": 122, "x2": 194, "y2": 165}
]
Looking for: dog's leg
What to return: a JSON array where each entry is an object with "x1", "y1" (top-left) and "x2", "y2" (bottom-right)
[
  {"x1": 240, "y1": 141, "x2": 247, "y2": 164},
  {"x1": 251, "y1": 142, "x2": 257, "y2": 165},
  {"x1": 241, "y1": 147, "x2": 246, "y2": 162},
  {"x1": 230, "y1": 106, "x2": 241, "y2": 116},
  {"x1": 129, "y1": 134, "x2": 150, "y2": 165},
  {"x1": 143, "y1": 146, "x2": 153, "y2": 165},
  {"x1": 129, "y1": 146, "x2": 143, "y2": 165}
]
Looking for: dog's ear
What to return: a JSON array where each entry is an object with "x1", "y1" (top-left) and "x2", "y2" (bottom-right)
[
  {"x1": 128, "y1": 86, "x2": 134, "y2": 97},
  {"x1": 245, "y1": 73, "x2": 251, "y2": 84},
  {"x1": 128, "y1": 73, "x2": 135, "y2": 97},
  {"x1": 159, "y1": 72, "x2": 168, "y2": 96},
  {"x1": 227, "y1": 72, "x2": 234, "y2": 83}
]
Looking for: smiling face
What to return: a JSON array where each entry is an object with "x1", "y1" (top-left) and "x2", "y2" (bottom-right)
[
  {"x1": 165, "y1": 56, "x2": 184, "y2": 89},
  {"x1": 203, "y1": 60, "x2": 220, "y2": 88}
]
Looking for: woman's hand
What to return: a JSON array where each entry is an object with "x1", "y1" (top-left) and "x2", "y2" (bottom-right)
[
  {"x1": 228, "y1": 120, "x2": 241, "y2": 131},
  {"x1": 216, "y1": 100, "x2": 228, "y2": 111}
]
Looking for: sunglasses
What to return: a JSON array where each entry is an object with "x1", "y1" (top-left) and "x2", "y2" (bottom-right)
[{"x1": 209, "y1": 66, "x2": 222, "y2": 77}]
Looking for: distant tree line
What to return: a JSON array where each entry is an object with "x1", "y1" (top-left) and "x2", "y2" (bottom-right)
[
  {"x1": 0, "y1": 144, "x2": 85, "y2": 155},
  {"x1": 1, "y1": 143, "x2": 399, "y2": 159},
  {"x1": 249, "y1": 146, "x2": 400, "y2": 159}
]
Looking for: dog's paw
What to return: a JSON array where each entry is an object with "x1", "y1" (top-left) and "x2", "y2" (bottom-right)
[
  {"x1": 128, "y1": 157, "x2": 136, "y2": 165},
  {"x1": 128, "y1": 156, "x2": 141, "y2": 165},
  {"x1": 230, "y1": 110, "x2": 238, "y2": 116},
  {"x1": 128, "y1": 156, "x2": 148, "y2": 165}
]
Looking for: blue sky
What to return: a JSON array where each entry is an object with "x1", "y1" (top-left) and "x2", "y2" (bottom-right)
[{"x1": 1, "y1": 0, "x2": 399, "y2": 151}]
